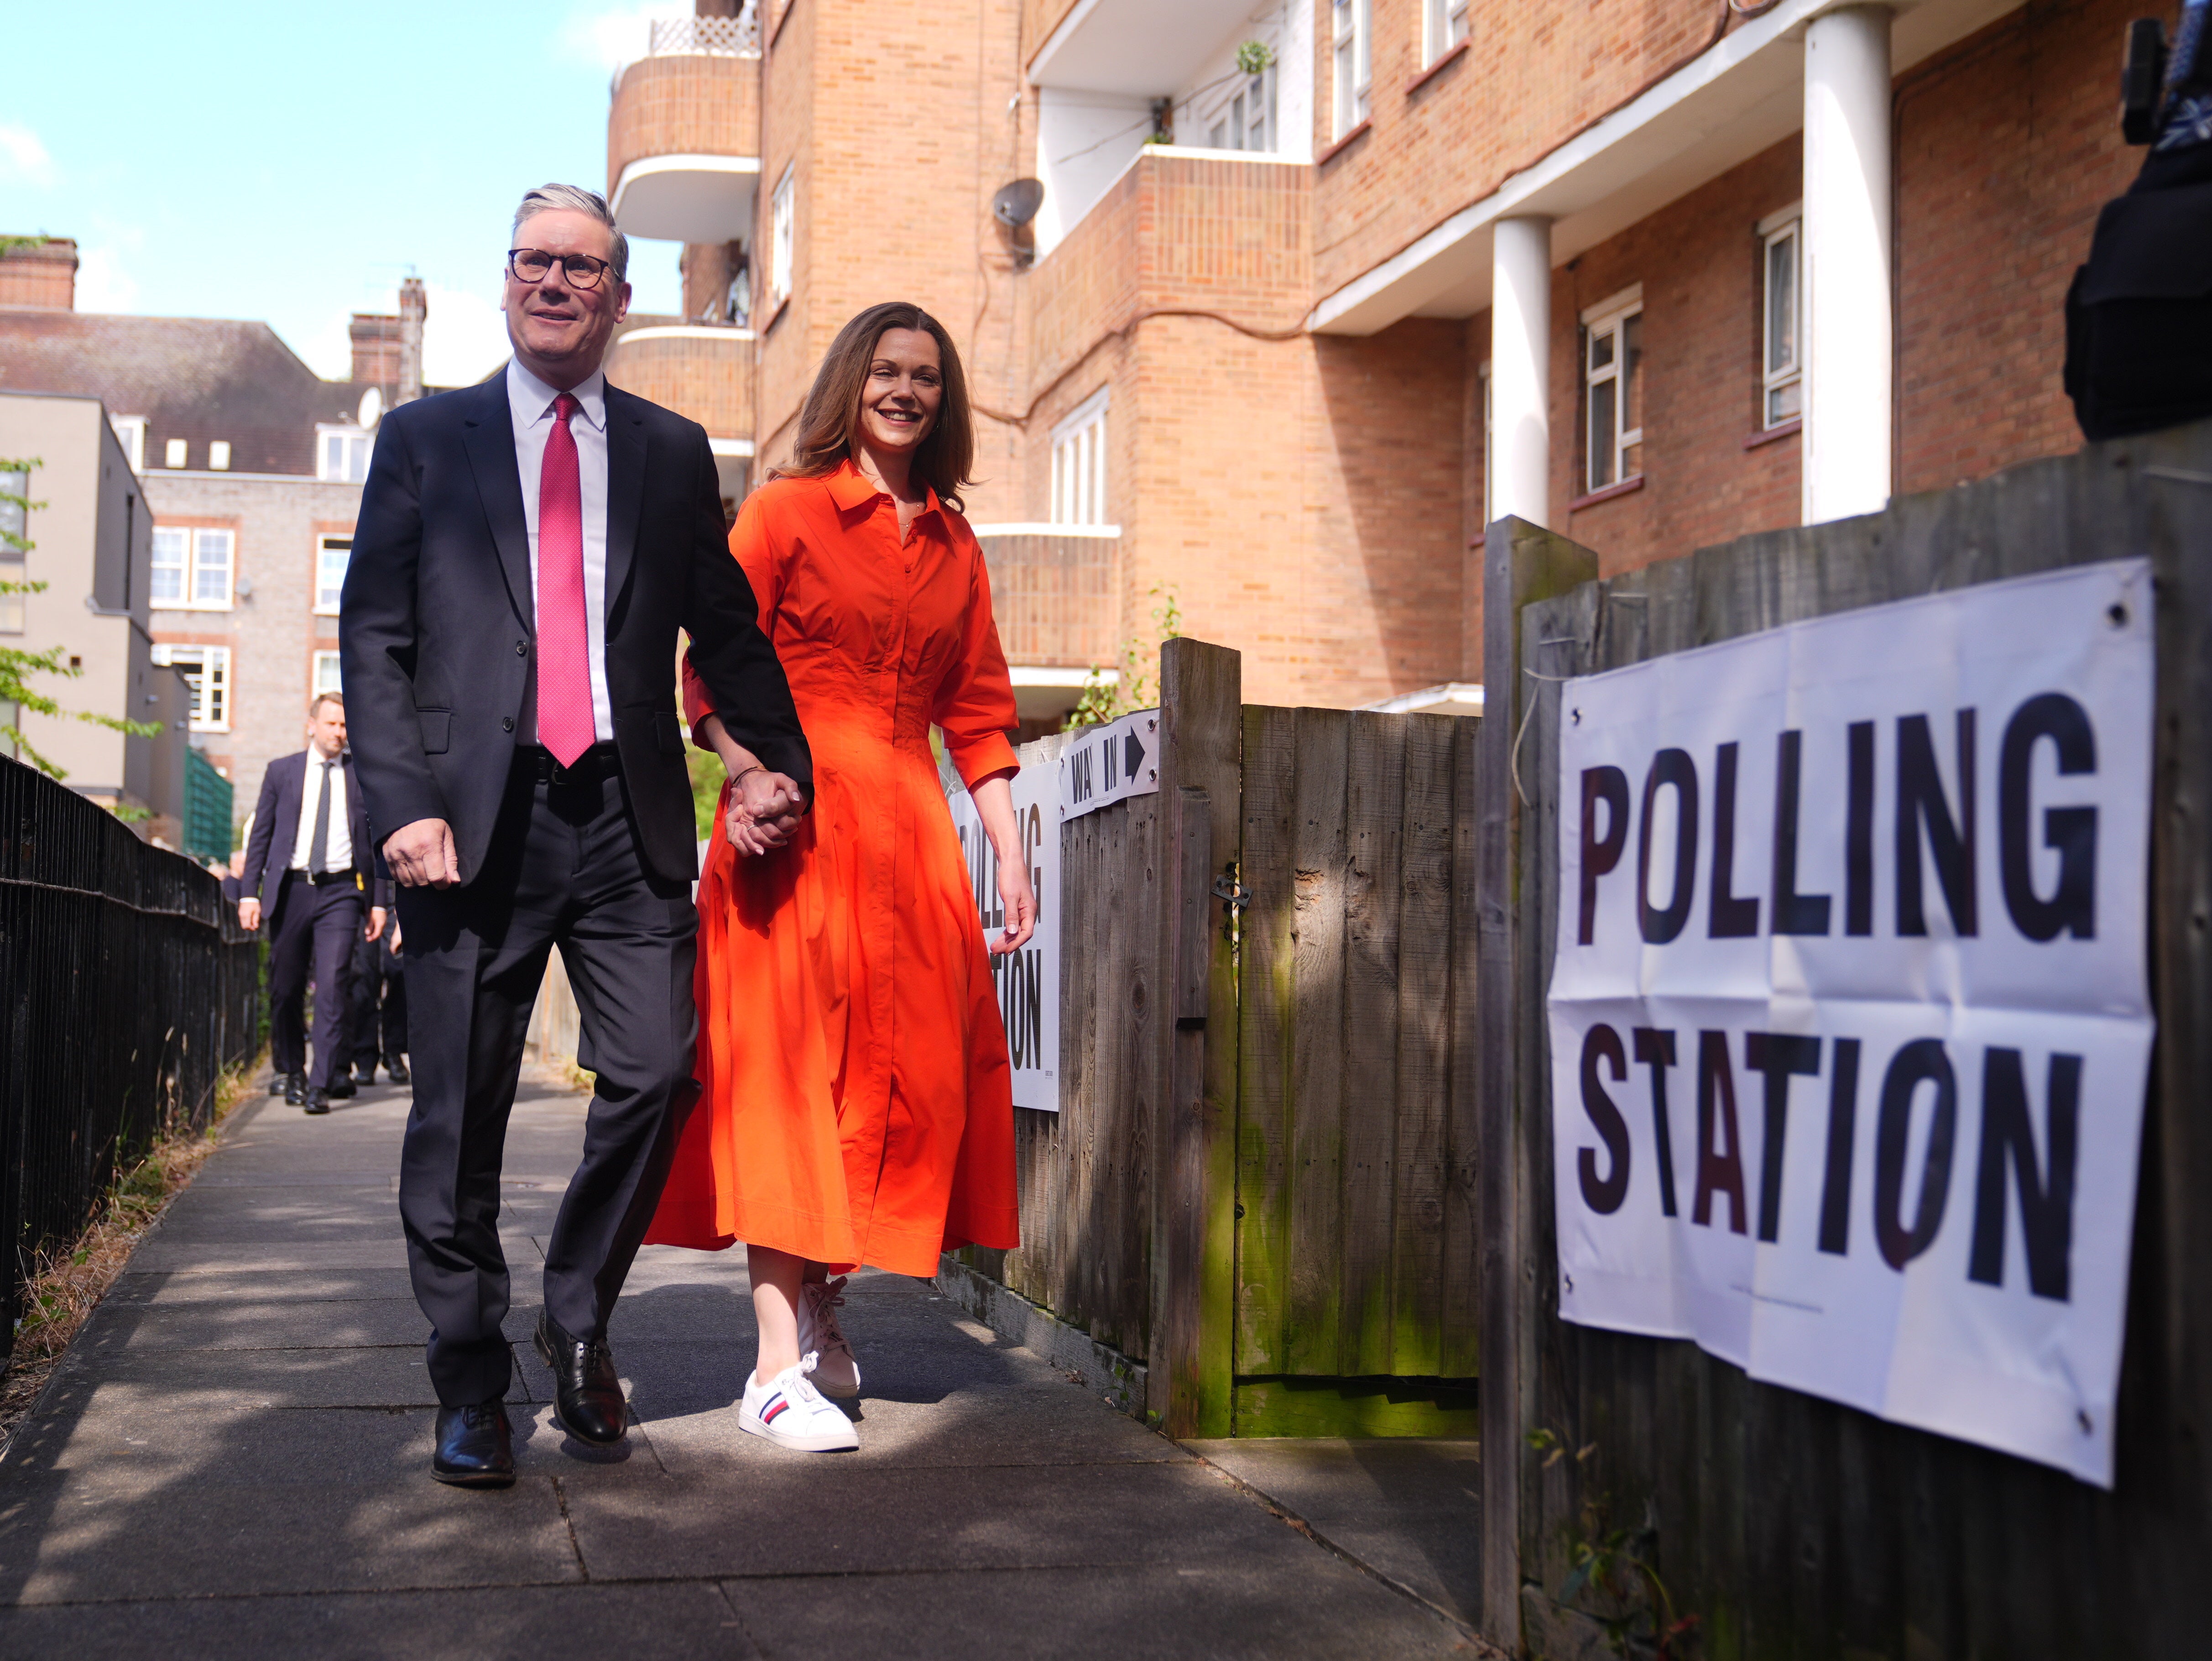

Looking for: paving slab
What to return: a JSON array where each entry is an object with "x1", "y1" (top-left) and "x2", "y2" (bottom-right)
[{"x1": 0, "y1": 1066, "x2": 1484, "y2": 1656}]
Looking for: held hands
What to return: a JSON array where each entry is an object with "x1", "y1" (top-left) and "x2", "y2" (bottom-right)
[
  {"x1": 724, "y1": 768, "x2": 807, "y2": 857},
  {"x1": 384, "y1": 818, "x2": 460, "y2": 888},
  {"x1": 991, "y1": 857, "x2": 1038, "y2": 956}
]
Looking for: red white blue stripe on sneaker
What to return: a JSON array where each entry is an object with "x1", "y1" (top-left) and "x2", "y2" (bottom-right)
[
  {"x1": 739, "y1": 1354, "x2": 858, "y2": 1452},
  {"x1": 761, "y1": 1394, "x2": 789, "y2": 1424}
]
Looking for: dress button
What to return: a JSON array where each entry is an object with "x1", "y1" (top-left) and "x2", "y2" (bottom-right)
[
  {"x1": 516, "y1": 641, "x2": 528, "y2": 656},
  {"x1": 501, "y1": 716, "x2": 514, "y2": 733}
]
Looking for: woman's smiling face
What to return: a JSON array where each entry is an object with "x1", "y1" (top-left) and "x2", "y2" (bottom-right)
[{"x1": 856, "y1": 327, "x2": 943, "y2": 458}]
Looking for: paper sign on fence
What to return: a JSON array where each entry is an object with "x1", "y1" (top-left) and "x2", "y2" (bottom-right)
[
  {"x1": 946, "y1": 743, "x2": 1062, "y2": 1113},
  {"x1": 1548, "y1": 559, "x2": 2155, "y2": 1485}
]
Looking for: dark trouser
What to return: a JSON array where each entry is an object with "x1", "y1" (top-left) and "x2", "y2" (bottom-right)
[
  {"x1": 395, "y1": 752, "x2": 699, "y2": 1408},
  {"x1": 269, "y1": 875, "x2": 364, "y2": 1091},
  {"x1": 348, "y1": 931, "x2": 409, "y2": 1068}
]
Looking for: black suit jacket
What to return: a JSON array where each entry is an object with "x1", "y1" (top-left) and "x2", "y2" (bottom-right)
[
  {"x1": 339, "y1": 374, "x2": 809, "y2": 887},
  {"x1": 240, "y1": 749, "x2": 381, "y2": 925}
]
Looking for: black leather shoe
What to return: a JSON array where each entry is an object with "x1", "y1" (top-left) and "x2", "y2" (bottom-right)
[
  {"x1": 383, "y1": 1054, "x2": 410, "y2": 1085},
  {"x1": 284, "y1": 1074, "x2": 306, "y2": 1106},
  {"x1": 432, "y1": 1400, "x2": 515, "y2": 1488},
  {"x1": 303, "y1": 1088, "x2": 331, "y2": 1116},
  {"x1": 353, "y1": 1062, "x2": 379, "y2": 1088},
  {"x1": 324, "y1": 1077, "x2": 357, "y2": 1101},
  {"x1": 534, "y1": 1313, "x2": 627, "y2": 1445},
  {"x1": 268, "y1": 1070, "x2": 297, "y2": 1097}
]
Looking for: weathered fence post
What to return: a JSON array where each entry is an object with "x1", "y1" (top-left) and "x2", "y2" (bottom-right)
[
  {"x1": 1151, "y1": 638, "x2": 1242, "y2": 1436},
  {"x1": 1474, "y1": 516, "x2": 1599, "y2": 1651}
]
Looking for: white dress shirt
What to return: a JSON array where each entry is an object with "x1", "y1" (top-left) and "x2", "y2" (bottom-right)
[
  {"x1": 289, "y1": 746, "x2": 354, "y2": 872},
  {"x1": 507, "y1": 357, "x2": 616, "y2": 743}
]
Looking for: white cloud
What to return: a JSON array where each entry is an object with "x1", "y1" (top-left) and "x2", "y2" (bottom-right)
[
  {"x1": 73, "y1": 245, "x2": 139, "y2": 312},
  {"x1": 559, "y1": 2, "x2": 689, "y2": 73},
  {"x1": 0, "y1": 123, "x2": 55, "y2": 189}
]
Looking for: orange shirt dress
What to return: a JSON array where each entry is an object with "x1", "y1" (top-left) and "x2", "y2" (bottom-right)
[{"x1": 644, "y1": 460, "x2": 1022, "y2": 1276}]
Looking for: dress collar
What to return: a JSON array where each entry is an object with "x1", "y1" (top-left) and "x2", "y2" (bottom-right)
[
  {"x1": 506, "y1": 357, "x2": 607, "y2": 433},
  {"x1": 825, "y1": 455, "x2": 942, "y2": 525}
]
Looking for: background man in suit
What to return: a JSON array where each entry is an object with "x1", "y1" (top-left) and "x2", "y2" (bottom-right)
[
  {"x1": 239, "y1": 692, "x2": 387, "y2": 1114},
  {"x1": 345, "y1": 919, "x2": 409, "y2": 1088},
  {"x1": 342, "y1": 184, "x2": 810, "y2": 1489}
]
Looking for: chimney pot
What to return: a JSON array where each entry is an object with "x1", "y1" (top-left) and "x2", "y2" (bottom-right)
[
  {"x1": 398, "y1": 278, "x2": 428, "y2": 406},
  {"x1": 0, "y1": 238, "x2": 79, "y2": 310}
]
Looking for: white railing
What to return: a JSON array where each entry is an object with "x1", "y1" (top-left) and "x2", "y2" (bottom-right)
[{"x1": 647, "y1": 4, "x2": 760, "y2": 58}]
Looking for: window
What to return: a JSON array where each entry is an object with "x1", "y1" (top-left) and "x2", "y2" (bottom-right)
[
  {"x1": 209, "y1": 440, "x2": 231, "y2": 471},
  {"x1": 151, "y1": 526, "x2": 235, "y2": 610},
  {"x1": 151, "y1": 644, "x2": 232, "y2": 732},
  {"x1": 1582, "y1": 291, "x2": 1643, "y2": 494},
  {"x1": 1333, "y1": 0, "x2": 1371, "y2": 137},
  {"x1": 312, "y1": 650, "x2": 344, "y2": 696},
  {"x1": 109, "y1": 415, "x2": 146, "y2": 472},
  {"x1": 164, "y1": 438, "x2": 188, "y2": 469},
  {"x1": 314, "y1": 535, "x2": 352, "y2": 615},
  {"x1": 317, "y1": 426, "x2": 373, "y2": 484},
  {"x1": 769, "y1": 166, "x2": 795, "y2": 307},
  {"x1": 1760, "y1": 207, "x2": 1804, "y2": 428},
  {"x1": 1050, "y1": 388, "x2": 1111, "y2": 526},
  {"x1": 1424, "y1": 0, "x2": 1470, "y2": 63},
  {"x1": 0, "y1": 467, "x2": 25, "y2": 636},
  {"x1": 1206, "y1": 69, "x2": 1275, "y2": 152}
]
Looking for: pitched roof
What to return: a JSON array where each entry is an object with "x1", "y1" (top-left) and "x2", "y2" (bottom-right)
[{"x1": 0, "y1": 309, "x2": 374, "y2": 476}]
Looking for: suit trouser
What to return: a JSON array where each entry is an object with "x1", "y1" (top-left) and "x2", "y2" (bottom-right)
[
  {"x1": 394, "y1": 757, "x2": 699, "y2": 1408},
  {"x1": 347, "y1": 933, "x2": 409, "y2": 1068},
  {"x1": 268, "y1": 876, "x2": 364, "y2": 1091}
]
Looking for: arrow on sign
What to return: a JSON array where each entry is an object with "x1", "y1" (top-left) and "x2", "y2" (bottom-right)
[{"x1": 1125, "y1": 729, "x2": 1146, "y2": 782}]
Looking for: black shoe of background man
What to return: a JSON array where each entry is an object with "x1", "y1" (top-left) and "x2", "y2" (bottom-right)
[
  {"x1": 431, "y1": 1400, "x2": 515, "y2": 1488},
  {"x1": 270, "y1": 1070, "x2": 298, "y2": 1098},
  {"x1": 534, "y1": 1312, "x2": 628, "y2": 1445},
  {"x1": 383, "y1": 1054, "x2": 410, "y2": 1085},
  {"x1": 353, "y1": 1061, "x2": 379, "y2": 1088},
  {"x1": 325, "y1": 1077, "x2": 357, "y2": 1101},
  {"x1": 303, "y1": 1087, "x2": 331, "y2": 1116},
  {"x1": 284, "y1": 1074, "x2": 306, "y2": 1107}
]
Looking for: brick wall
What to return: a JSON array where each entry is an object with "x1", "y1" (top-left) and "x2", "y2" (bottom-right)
[
  {"x1": 607, "y1": 52, "x2": 761, "y2": 186},
  {"x1": 0, "y1": 240, "x2": 76, "y2": 310},
  {"x1": 605, "y1": 330, "x2": 755, "y2": 437}
]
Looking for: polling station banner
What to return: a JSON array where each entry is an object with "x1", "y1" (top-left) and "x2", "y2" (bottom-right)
[
  {"x1": 947, "y1": 745, "x2": 1062, "y2": 1113},
  {"x1": 1548, "y1": 559, "x2": 2154, "y2": 1485}
]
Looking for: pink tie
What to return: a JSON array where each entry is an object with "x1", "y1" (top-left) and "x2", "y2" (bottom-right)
[{"x1": 535, "y1": 392, "x2": 594, "y2": 767}]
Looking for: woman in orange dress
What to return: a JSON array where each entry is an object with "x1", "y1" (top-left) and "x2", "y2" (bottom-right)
[{"x1": 645, "y1": 301, "x2": 1034, "y2": 1452}]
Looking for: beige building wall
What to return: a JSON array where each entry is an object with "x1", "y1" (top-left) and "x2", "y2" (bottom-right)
[{"x1": 0, "y1": 392, "x2": 180, "y2": 830}]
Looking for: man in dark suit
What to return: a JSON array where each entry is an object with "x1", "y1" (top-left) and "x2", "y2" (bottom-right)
[
  {"x1": 239, "y1": 692, "x2": 387, "y2": 1114},
  {"x1": 342, "y1": 184, "x2": 810, "y2": 1489},
  {"x1": 345, "y1": 920, "x2": 408, "y2": 1088}
]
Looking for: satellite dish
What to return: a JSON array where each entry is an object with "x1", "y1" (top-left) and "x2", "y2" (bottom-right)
[
  {"x1": 992, "y1": 178, "x2": 1045, "y2": 230},
  {"x1": 357, "y1": 386, "x2": 384, "y2": 428}
]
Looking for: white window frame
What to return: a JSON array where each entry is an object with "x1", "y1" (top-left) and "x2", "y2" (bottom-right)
[
  {"x1": 163, "y1": 438, "x2": 188, "y2": 470},
  {"x1": 769, "y1": 165, "x2": 795, "y2": 307},
  {"x1": 0, "y1": 465, "x2": 24, "y2": 635},
  {"x1": 1581, "y1": 287, "x2": 1644, "y2": 495},
  {"x1": 1333, "y1": 0, "x2": 1371, "y2": 138},
  {"x1": 109, "y1": 415, "x2": 147, "y2": 473},
  {"x1": 316, "y1": 425, "x2": 373, "y2": 484},
  {"x1": 1424, "y1": 0, "x2": 1471, "y2": 64},
  {"x1": 1205, "y1": 66, "x2": 1276, "y2": 154},
  {"x1": 1049, "y1": 387, "x2": 1111, "y2": 528},
  {"x1": 151, "y1": 526, "x2": 235, "y2": 611},
  {"x1": 311, "y1": 650, "x2": 344, "y2": 697},
  {"x1": 151, "y1": 644, "x2": 232, "y2": 733},
  {"x1": 1759, "y1": 203, "x2": 1804, "y2": 430},
  {"x1": 313, "y1": 534, "x2": 353, "y2": 616},
  {"x1": 209, "y1": 440, "x2": 232, "y2": 471}
]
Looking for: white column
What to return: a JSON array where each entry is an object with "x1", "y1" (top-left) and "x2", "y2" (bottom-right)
[
  {"x1": 1802, "y1": 5, "x2": 1894, "y2": 525},
  {"x1": 1491, "y1": 217, "x2": 1554, "y2": 529}
]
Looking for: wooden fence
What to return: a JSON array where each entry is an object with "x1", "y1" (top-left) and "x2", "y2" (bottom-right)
[
  {"x1": 956, "y1": 642, "x2": 1486, "y2": 1439},
  {"x1": 1475, "y1": 421, "x2": 2212, "y2": 1659}
]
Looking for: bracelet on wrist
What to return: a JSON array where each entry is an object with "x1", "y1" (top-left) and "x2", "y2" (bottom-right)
[{"x1": 733, "y1": 764, "x2": 764, "y2": 785}]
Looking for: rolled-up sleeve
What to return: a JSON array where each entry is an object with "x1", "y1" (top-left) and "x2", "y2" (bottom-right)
[{"x1": 933, "y1": 541, "x2": 1020, "y2": 789}]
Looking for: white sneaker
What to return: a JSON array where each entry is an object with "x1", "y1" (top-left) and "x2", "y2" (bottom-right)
[
  {"x1": 740, "y1": 1354, "x2": 858, "y2": 1452},
  {"x1": 797, "y1": 1276, "x2": 861, "y2": 1399}
]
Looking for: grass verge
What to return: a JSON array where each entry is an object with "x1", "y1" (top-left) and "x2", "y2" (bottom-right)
[{"x1": 0, "y1": 1060, "x2": 260, "y2": 1446}]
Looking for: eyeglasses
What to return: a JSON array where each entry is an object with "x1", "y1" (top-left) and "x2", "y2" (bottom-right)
[{"x1": 507, "y1": 248, "x2": 616, "y2": 290}]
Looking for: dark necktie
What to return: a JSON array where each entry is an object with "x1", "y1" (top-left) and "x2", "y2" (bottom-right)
[{"x1": 308, "y1": 760, "x2": 333, "y2": 877}]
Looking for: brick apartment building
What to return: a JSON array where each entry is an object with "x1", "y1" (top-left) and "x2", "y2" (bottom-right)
[
  {"x1": 0, "y1": 242, "x2": 438, "y2": 834},
  {"x1": 602, "y1": 0, "x2": 2138, "y2": 715}
]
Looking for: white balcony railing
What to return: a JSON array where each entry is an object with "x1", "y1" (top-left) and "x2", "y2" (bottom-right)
[{"x1": 648, "y1": 5, "x2": 760, "y2": 58}]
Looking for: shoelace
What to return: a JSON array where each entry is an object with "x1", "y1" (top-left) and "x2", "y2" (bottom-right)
[
  {"x1": 788, "y1": 1351, "x2": 826, "y2": 1406},
  {"x1": 807, "y1": 1278, "x2": 853, "y2": 1357}
]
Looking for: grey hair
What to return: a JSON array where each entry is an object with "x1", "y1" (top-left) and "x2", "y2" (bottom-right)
[{"x1": 511, "y1": 184, "x2": 630, "y2": 283}]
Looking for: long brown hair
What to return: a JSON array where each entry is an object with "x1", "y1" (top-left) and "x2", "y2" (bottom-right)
[{"x1": 776, "y1": 302, "x2": 976, "y2": 513}]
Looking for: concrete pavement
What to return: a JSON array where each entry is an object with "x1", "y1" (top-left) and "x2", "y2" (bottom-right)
[{"x1": 0, "y1": 1070, "x2": 1482, "y2": 1658}]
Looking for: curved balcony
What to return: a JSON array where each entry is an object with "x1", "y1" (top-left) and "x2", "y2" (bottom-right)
[
  {"x1": 605, "y1": 321, "x2": 754, "y2": 441},
  {"x1": 606, "y1": 15, "x2": 762, "y2": 245}
]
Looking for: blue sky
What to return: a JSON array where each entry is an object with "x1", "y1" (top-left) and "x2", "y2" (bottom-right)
[{"x1": 0, "y1": 0, "x2": 693, "y2": 387}]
